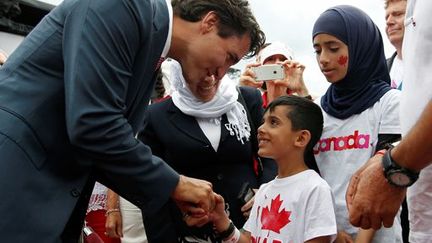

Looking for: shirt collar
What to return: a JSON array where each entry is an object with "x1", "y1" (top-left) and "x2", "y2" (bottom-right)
[{"x1": 161, "y1": 0, "x2": 173, "y2": 58}]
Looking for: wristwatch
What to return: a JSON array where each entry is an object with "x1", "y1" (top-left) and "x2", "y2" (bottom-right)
[{"x1": 382, "y1": 146, "x2": 419, "y2": 187}]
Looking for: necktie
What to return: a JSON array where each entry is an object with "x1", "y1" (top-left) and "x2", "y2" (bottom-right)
[{"x1": 155, "y1": 57, "x2": 165, "y2": 71}]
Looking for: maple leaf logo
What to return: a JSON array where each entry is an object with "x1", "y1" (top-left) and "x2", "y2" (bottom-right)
[
  {"x1": 260, "y1": 194, "x2": 291, "y2": 233},
  {"x1": 337, "y1": 55, "x2": 348, "y2": 66}
]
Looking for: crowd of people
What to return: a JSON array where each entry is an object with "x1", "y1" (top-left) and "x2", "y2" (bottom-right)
[{"x1": 1, "y1": 0, "x2": 431, "y2": 242}]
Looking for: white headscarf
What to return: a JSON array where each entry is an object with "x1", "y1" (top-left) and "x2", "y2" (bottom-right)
[
  {"x1": 257, "y1": 41, "x2": 294, "y2": 64},
  {"x1": 170, "y1": 60, "x2": 251, "y2": 144}
]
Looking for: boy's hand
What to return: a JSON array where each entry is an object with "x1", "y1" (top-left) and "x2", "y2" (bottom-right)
[
  {"x1": 241, "y1": 188, "x2": 258, "y2": 218},
  {"x1": 181, "y1": 191, "x2": 220, "y2": 227},
  {"x1": 355, "y1": 228, "x2": 375, "y2": 243},
  {"x1": 209, "y1": 194, "x2": 231, "y2": 232},
  {"x1": 105, "y1": 211, "x2": 123, "y2": 238},
  {"x1": 182, "y1": 213, "x2": 209, "y2": 227},
  {"x1": 334, "y1": 231, "x2": 354, "y2": 243}
]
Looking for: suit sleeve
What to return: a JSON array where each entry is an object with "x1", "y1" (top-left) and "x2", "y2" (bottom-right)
[
  {"x1": 62, "y1": 0, "x2": 178, "y2": 214},
  {"x1": 137, "y1": 105, "x2": 165, "y2": 157}
]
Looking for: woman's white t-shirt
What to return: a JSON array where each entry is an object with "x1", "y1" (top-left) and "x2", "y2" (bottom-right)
[{"x1": 314, "y1": 90, "x2": 402, "y2": 242}]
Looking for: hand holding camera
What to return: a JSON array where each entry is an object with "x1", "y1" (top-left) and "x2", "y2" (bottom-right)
[
  {"x1": 270, "y1": 60, "x2": 309, "y2": 96},
  {"x1": 239, "y1": 62, "x2": 264, "y2": 88},
  {"x1": 239, "y1": 60, "x2": 309, "y2": 99},
  {"x1": 251, "y1": 64, "x2": 285, "y2": 81}
]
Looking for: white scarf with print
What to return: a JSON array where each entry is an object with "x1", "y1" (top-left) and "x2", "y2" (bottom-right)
[{"x1": 170, "y1": 60, "x2": 251, "y2": 144}]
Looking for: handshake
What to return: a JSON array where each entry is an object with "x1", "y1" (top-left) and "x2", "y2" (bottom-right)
[{"x1": 172, "y1": 175, "x2": 254, "y2": 234}]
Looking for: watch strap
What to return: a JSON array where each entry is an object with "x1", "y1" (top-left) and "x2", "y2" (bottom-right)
[{"x1": 382, "y1": 147, "x2": 419, "y2": 187}]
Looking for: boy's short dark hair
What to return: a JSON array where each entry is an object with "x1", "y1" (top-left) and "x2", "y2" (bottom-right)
[
  {"x1": 265, "y1": 95, "x2": 324, "y2": 172},
  {"x1": 171, "y1": 0, "x2": 265, "y2": 58}
]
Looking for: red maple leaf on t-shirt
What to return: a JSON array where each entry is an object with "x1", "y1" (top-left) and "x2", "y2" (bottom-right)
[{"x1": 260, "y1": 194, "x2": 291, "y2": 233}]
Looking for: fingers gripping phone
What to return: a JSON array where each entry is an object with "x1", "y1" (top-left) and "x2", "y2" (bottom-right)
[
  {"x1": 251, "y1": 64, "x2": 285, "y2": 81},
  {"x1": 238, "y1": 182, "x2": 255, "y2": 205}
]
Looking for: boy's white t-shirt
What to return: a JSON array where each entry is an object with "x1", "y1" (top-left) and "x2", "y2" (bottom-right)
[
  {"x1": 314, "y1": 89, "x2": 402, "y2": 242},
  {"x1": 243, "y1": 169, "x2": 337, "y2": 242}
]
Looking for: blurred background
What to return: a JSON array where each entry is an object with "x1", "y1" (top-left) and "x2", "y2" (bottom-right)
[{"x1": 1, "y1": 0, "x2": 394, "y2": 96}]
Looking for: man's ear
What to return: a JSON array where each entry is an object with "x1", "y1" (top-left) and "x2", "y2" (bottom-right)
[
  {"x1": 294, "y1": 130, "x2": 311, "y2": 149},
  {"x1": 200, "y1": 11, "x2": 218, "y2": 34}
]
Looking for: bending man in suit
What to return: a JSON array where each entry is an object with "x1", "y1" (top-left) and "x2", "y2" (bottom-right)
[{"x1": 0, "y1": 0, "x2": 265, "y2": 242}]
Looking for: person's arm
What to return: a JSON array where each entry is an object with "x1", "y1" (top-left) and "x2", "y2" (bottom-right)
[
  {"x1": 62, "y1": 0, "x2": 213, "y2": 215},
  {"x1": 105, "y1": 189, "x2": 123, "y2": 238},
  {"x1": 347, "y1": 100, "x2": 432, "y2": 229},
  {"x1": 334, "y1": 231, "x2": 354, "y2": 243},
  {"x1": 391, "y1": 100, "x2": 432, "y2": 171},
  {"x1": 305, "y1": 236, "x2": 332, "y2": 243},
  {"x1": 210, "y1": 194, "x2": 251, "y2": 243},
  {"x1": 355, "y1": 228, "x2": 375, "y2": 243}
]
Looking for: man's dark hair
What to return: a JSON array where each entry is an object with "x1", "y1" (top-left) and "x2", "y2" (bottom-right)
[
  {"x1": 171, "y1": 0, "x2": 266, "y2": 58},
  {"x1": 265, "y1": 95, "x2": 324, "y2": 173}
]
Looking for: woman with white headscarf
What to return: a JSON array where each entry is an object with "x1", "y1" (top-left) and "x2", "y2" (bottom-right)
[{"x1": 140, "y1": 59, "x2": 276, "y2": 242}]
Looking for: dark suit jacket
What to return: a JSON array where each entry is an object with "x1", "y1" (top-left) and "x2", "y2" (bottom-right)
[
  {"x1": 386, "y1": 51, "x2": 397, "y2": 71},
  {"x1": 0, "y1": 0, "x2": 179, "y2": 242},
  {"x1": 139, "y1": 86, "x2": 277, "y2": 241}
]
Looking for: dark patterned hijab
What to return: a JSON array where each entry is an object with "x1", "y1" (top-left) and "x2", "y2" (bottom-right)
[{"x1": 313, "y1": 5, "x2": 391, "y2": 119}]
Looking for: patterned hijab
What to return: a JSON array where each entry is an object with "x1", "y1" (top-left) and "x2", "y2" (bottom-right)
[{"x1": 313, "y1": 5, "x2": 391, "y2": 119}]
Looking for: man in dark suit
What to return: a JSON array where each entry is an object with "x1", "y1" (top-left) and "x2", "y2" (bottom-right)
[
  {"x1": 385, "y1": 0, "x2": 406, "y2": 90},
  {"x1": 0, "y1": 0, "x2": 265, "y2": 242}
]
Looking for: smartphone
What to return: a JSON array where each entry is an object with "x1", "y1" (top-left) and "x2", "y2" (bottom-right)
[
  {"x1": 237, "y1": 182, "x2": 255, "y2": 205},
  {"x1": 251, "y1": 64, "x2": 285, "y2": 81}
]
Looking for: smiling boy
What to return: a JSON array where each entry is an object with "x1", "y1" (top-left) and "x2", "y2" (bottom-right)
[{"x1": 211, "y1": 96, "x2": 336, "y2": 243}]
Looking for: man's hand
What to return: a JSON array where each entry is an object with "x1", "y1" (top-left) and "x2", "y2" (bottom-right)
[
  {"x1": 346, "y1": 154, "x2": 406, "y2": 230},
  {"x1": 172, "y1": 175, "x2": 215, "y2": 216}
]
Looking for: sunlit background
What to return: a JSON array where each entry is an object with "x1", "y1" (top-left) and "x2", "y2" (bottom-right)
[{"x1": 4, "y1": 0, "x2": 395, "y2": 96}]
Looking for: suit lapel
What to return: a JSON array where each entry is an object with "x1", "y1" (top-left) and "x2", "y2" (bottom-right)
[
  {"x1": 124, "y1": 0, "x2": 169, "y2": 131},
  {"x1": 167, "y1": 103, "x2": 211, "y2": 145}
]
